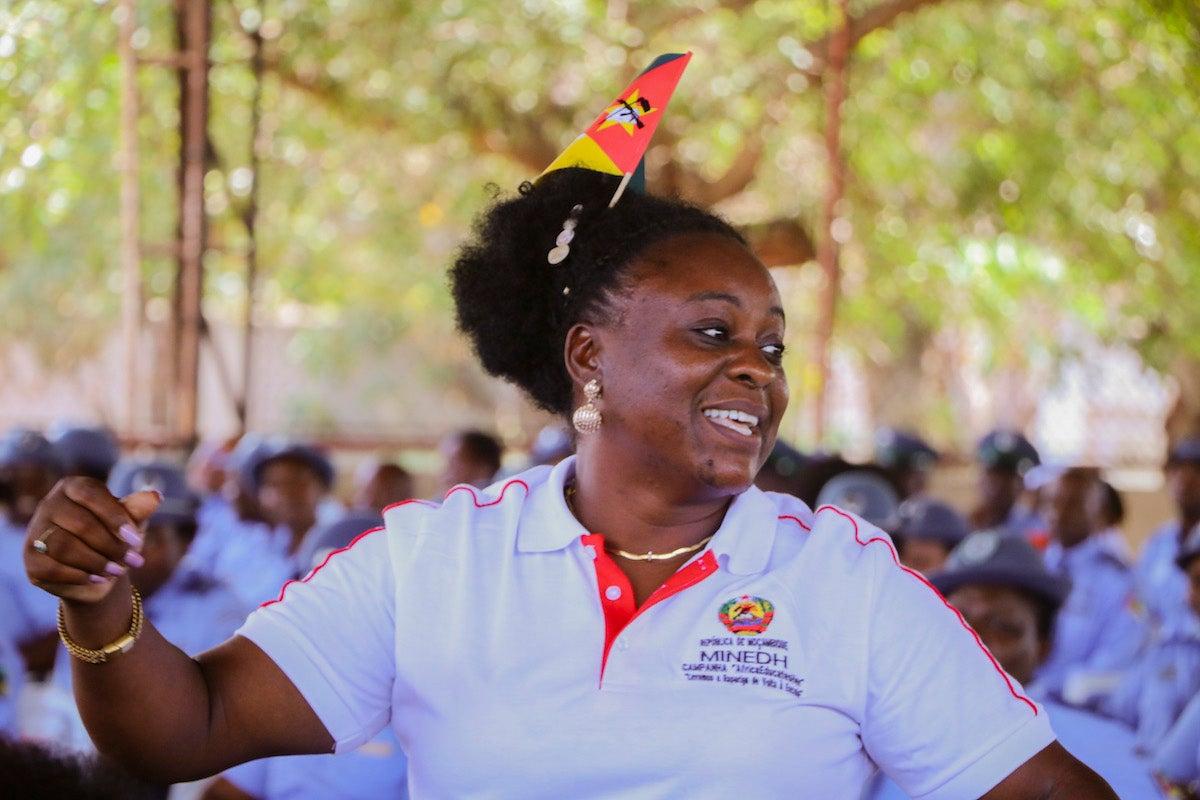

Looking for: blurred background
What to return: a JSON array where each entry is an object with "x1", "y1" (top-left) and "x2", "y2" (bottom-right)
[{"x1": 2, "y1": 0, "x2": 1198, "y2": 541}]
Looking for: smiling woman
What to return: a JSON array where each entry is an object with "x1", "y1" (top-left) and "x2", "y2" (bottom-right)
[{"x1": 22, "y1": 55, "x2": 1118, "y2": 800}]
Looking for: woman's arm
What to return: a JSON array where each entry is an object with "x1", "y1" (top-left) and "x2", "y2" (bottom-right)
[
  {"x1": 25, "y1": 478, "x2": 333, "y2": 783},
  {"x1": 980, "y1": 742, "x2": 1119, "y2": 800}
]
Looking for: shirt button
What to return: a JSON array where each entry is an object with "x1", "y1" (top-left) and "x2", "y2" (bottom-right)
[
  {"x1": 604, "y1": 585, "x2": 622, "y2": 601},
  {"x1": 617, "y1": 638, "x2": 630, "y2": 651}
]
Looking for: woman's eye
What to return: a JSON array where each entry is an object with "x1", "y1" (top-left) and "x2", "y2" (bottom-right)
[
  {"x1": 761, "y1": 343, "x2": 785, "y2": 362},
  {"x1": 698, "y1": 326, "x2": 728, "y2": 340}
]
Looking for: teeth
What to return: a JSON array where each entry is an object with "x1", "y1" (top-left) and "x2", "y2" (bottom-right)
[
  {"x1": 703, "y1": 409, "x2": 759, "y2": 426},
  {"x1": 703, "y1": 409, "x2": 758, "y2": 436}
]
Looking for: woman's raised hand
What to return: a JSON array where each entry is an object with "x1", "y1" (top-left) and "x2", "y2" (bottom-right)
[{"x1": 23, "y1": 478, "x2": 160, "y2": 604}]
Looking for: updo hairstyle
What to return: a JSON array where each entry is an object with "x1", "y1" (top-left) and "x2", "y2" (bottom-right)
[{"x1": 449, "y1": 167, "x2": 745, "y2": 418}]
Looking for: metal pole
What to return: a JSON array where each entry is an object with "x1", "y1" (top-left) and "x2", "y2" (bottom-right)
[
  {"x1": 175, "y1": 0, "x2": 210, "y2": 447},
  {"x1": 118, "y1": 0, "x2": 141, "y2": 437}
]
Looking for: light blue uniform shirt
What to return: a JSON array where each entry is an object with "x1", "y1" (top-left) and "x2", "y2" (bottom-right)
[
  {"x1": 0, "y1": 604, "x2": 25, "y2": 737},
  {"x1": 1154, "y1": 690, "x2": 1200, "y2": 790},
  {"x1": 1135, "y1": 521, "x2": 1193, "y2": 636},
  {"x1": 1037, "y1": 535, "x2": 1147, "y2": 702},
  {"x1": 1103, "y1": 612, "x2": 1200, "y2": 755},
  {"x1": 0, "y1": 516, "x2": 58, "y2": 644},
  {"x1": 862, "y1": 699, "x2": 1163, "y2": 799},
  {"x1": 222, "y1": 726, "x2": 409, "y2": 800}
]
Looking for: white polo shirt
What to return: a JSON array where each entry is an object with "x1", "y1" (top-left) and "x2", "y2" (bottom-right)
[{"x1": 239, "y1": 457, "x2": 1053, "y2": 799}]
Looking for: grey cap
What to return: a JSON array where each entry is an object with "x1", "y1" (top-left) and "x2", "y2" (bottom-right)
[
  {"x1": 108, "y1": 458, "x2": 199, "y2": 526},
  {"x1": 889, "y1": 497, "x2": 969, "y2": 547},
  {"x1": 976, "y1": 429, "x2": 1040, "y2": 476},
  {"x1": 251, "y1": 438, "x2": 335, "y2": 491},
  {"x1": 874, "y1": 428, "x2": 938, "y2": 471},
  {"x1": 930, "y1": 529, "x2": 1071, "y2": 610},
  {"x1": 815, "y1": 470, "x2": 900, "y2": 528},
  {"x1": 0, "y1": 428, "x2": 63, "y2": 474},
  {"x1": 47, "y1": 423, "x2": 121, "y2": 480}
]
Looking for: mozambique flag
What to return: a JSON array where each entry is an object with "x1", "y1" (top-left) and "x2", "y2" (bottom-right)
[{"x1": 539, "y1": 51, "x2": 693, "y2": 193}]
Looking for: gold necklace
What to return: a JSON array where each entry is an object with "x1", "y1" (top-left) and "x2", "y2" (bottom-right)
[{"x1": 564, "y1": 483, "x2": 716, "y2": 561}]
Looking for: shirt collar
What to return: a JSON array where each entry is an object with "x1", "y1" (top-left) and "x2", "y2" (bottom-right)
[
  {"x1": 515, "y1": 456, "x2": 587, "y2": 553},
  {"x1": 517, "y1": 456, "x2": 778, "y2": 576}
]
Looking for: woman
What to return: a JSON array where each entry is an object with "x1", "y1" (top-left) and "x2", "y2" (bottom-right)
[{"x1": 24, "y1": 68, "x2": 1113, "y2": 799}]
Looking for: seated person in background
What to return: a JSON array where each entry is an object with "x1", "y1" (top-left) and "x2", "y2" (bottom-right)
[
  {"x1": 183, "y1": 434, "x2": 272, "y2": 581},
  {"x1": 1104, "y1": 521, "x2": 1200, "y2": 756},
  {"x1": 864, "y1": 529, "x2": 1161, "y2": 799},
  {"x1": 34, "y1": 459, "x2": 248, "y2": 752},
  {"x1": 0, "y1": 428, "x2": 65, "y2": 678},
  {"x1": 352, "y1": 459, "x2": 414, "y2": 514},
  {"x1": 1136, "y1": 436, "x2": 1200, "y2": 638},
  {"x1": 436, "y1": 428, "x2": 502, "y2": 495},
  {"x1": 1035, "y1": 466, "x2": 1146, "y2": 707},
  {"x1": 207, "y1": 439, "x2": 337, "y2": 608},
  {"x1": 752, "y1": 438, "x2": 808, "y2": 497},
  {"x1": 873, "y1": 427, "x2": 938, "y2": 501},
  {"x1": 185, "y1": 438, "x2": 237, "y2": 533},
  {"x1": 201, "y1": 513, "x2": 409, "y2": 800},
  {"x1": 0, "y1": 600, "x2": 25, "y2": 738},
  {"x1": 814, "y1": 468, "x2": 900, "y2": 530},
  {"x1": 968, "y1": 428, "x2": 1044, "y2": 537},
  {"x1": 887, "y1": 496, "x2": 969, "y2": 575}
]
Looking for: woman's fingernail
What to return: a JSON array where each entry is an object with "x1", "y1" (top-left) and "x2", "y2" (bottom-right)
[
  {"x1": 118, "y1": 524, "x2": 143, "y2": 547},
  {"x1": 105, "y1": 561, "x2": 125, "y2": 577},
  {"x1": 89, "y1": 574, "x2": 110, "y2": 584},
  {"x1": 124, "y1": 549, "x2": 145, "y2": 568}
]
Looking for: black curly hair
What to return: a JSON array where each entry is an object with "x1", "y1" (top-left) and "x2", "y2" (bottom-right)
[{"x1": 449, "y1": 168, "x2": 746, "y2": 418}]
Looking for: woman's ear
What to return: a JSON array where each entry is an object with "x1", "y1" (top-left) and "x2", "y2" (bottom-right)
[{"x1": 564, "y1": 323, "x2": 601, "y2": 387}]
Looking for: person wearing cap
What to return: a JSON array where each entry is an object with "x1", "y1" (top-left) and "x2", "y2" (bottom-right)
[
  {"x1": 969, "y1": 428, "x2": 1046, "y2": 538},
  {"x1": 1134, "y1": 436, "x2": 1200, "y2": 638},
  {"x1": 873, "y1": 427, "x2": 938, "y2": 501},
  {"x1": 47, "y1": 423, "x2": 121, "y2": 483},
  {"x1": 436, "y1": 428, "x2": 503, "y2": 496},
  {"x1": 22, "y1": 54, "x2": 1115, "y2": 798},
  {"x1": 1033, "y1": 467, "x2": 1146, "y2": 706},
  {"x1": 863, "y1": 529, "x2": 1161, "y2": 799},
  {"x1": 1103, "y1": 521, "x2": 1200, "y2": 757},
  {"x1": 887, "y1": 496, "x2": 969, "y2": 575},
  {"x1": 352, "y1": 459, "x2": 414, "y2": 515},
  {"x1": 752, "y1": 438, "x2": 808, "y2": 497},
  {"x1": 0, "y1": 428, "x2": 65, "y2": 677},
  {"x1": 205, "y1": 438, "x2": 338, "y2": 609},
  {"x1": 815, "y1": 468, "x2": 901, "y2": 529},
  {"x1": 201, "y1": 512, "x2": 409, "y2": 800}
]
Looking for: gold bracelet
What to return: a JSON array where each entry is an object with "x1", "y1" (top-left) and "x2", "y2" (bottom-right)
[{"x1": 58, "y1": 586, "x2": 144, "y2": 664}]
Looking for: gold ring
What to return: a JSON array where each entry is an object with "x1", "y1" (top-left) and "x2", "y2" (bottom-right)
[{"x1": 32, "y1": 528, "x2": 56, "y2": 555}]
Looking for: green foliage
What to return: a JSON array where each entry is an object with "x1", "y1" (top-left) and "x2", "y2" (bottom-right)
[{"x1": 2, "y1": 0, "x2": 1198, "y2": 437}]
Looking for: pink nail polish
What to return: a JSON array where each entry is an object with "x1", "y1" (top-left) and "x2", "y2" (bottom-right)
[
  {"x1": 124, "y1": 549, "x2": 145, "y2": 568},
  {"x1": 118, "y1": 524, "x2": 143, "y2": 547},
  {"x1": 105, "y1": 561, "x2": 125, "y2": 577},
  {"x1": 89, "y1": 574, "x2": 110, "y2": 584}
]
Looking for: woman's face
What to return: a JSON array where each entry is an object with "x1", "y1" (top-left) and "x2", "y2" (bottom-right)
[{"x1": 586, "y1": 232, "x2": 788, "y2": 497}]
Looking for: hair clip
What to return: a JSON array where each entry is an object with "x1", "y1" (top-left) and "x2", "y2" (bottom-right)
[{"x1": 547, "y1": 204, "x2": 583, "y2": 265}]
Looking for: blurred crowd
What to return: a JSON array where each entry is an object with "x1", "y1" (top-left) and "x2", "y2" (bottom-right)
[{"x1": 2, "y1": 419, "x2": 1199, "y2": 798}]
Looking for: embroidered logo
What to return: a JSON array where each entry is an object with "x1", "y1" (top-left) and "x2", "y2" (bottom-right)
[{"x1": 718, "y1": 595, "x2": 775, "y2": 635}]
